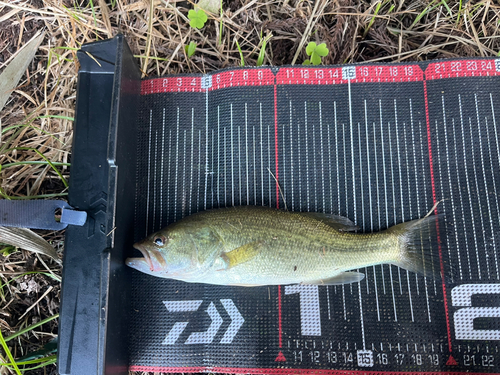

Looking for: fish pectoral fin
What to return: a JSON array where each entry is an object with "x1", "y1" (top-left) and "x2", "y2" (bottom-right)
[
  {"x1": 220, "y1": 241, "x2": 262, "y2": 270},
  {"x1": 298, "y1": 212, "x2": 359, "y2": 232},
  {"x1": 305, "y1": 271, "x2": 365, "y2": 285}
]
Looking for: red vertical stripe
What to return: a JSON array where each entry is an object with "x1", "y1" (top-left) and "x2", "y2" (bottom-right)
[
  {"x1": 423, "y1": 80, "x2": 452, "y2": 353},
  {"x1": 278, "y1": 285, "x2": 282, "y2": 348}
]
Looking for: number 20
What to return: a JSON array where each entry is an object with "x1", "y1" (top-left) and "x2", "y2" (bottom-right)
[{"x1": 452, "y1": 284, "x2": 500, "y2": 340}]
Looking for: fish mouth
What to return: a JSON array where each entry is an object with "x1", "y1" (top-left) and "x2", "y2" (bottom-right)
[{"x1": 127, "y1": 243, "x2": 166, "y2": 272}]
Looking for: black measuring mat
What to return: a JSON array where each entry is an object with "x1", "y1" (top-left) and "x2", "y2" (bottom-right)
[{"x1": 129, "y1": 60, "x2": 500, "y2": 374}]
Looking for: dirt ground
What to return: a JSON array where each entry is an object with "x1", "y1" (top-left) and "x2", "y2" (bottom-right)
[{"x1": 0, "y1": 0, "x2": 499, "y2": 374}]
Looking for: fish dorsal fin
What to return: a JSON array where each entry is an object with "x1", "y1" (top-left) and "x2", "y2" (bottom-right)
[
  {"x1": 298, "y1": 212, "x2": 358, "y2": 232},
  {"x1": 218, "y1": 241, "x2": 263, "y2": 270},
  {"x1": 305, "y1": 271, "x2": 365, "y2": 285}
]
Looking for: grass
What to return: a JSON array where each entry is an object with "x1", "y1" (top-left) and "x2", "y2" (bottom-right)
[{"x1": 0, "y1": 0, "x2": 499, "y2": 374}]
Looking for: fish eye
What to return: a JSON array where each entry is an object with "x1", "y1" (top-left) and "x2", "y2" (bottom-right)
[{"x1": 153, "y1": 235, "x2": 167, "y2": 247}]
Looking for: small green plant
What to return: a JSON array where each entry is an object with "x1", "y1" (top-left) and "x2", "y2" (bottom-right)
[
  {"x1": 1, "y1": 245, "x2": 16, "y2": 256},
  {"x1": 185, "y1": 41, "x2": 197, "y2": 58},
  {"x1": 235, "y1": 38, "x2": 245, "y2": 67},
  {"x1": 256, "y1": 33, "x2": 272, "y2": 67},
  {"x1": 303, "y1": 42, "x2": 329, "y2": 65},
  {"x1": 188, "y1": 8, "x2": 208, "y2": 29}
]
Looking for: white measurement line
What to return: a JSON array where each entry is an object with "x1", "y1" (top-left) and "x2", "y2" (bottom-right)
[
  {"x1": 174, "y1": 108, "x2": 180, "y2": 220},
  {"x1": 358, "y1": 122, "x2": 365, "y2": 229},
  {"x1": 298, "y1": 117, "x2": 302, "y2": 211},
  {"x1": 282, "y1": 122, "x2": 286, "y2": 206},
  {"x1": 253, "y1": 126, "x2": 257, "y2": 205},
  {"x1": 469, "y1": 113, "x2": 490, "y2": 278},
  {"x1": 268, "y1": 125, "x2": 271, "y2": 207},
  {"x1": 320, "y1": 102, "x2": 325, "y2": 213},
  {"x1": 486, "y1": 95, "x2": 500, "y2": 276},
  {"x1": 385, "y1": 115, "x2": 398, "y2": 319},
  {"x1": 238, "y1": 125, "x2": 242, "y2": 206},
  {"x1": 260, "y1": 103, "x2": 264, "y2": 207},
  {"x1": 245, "y1": 103, "x2": 249, "y2": 206},
  {"x1": 357, "y1": 120, "x2": 369, "y2": 294},
  {"x1": 161, "y1": 108, "x2": 166, "y2": 227},
  {"x1": 198, "y1": 130, "x2": 202, "y2": 210},
  {"x1": 391, "y1": 100, "x2": 403, "y2": 295},
  {"x1": 409, "y1": 101, "x2": 421, "y2": 292},
  {"x1": 394, "y1": 103, "x2": 404, "y2": 295},
  {"x1": 435, "y1": 105, "x2": 450, "y2": 280},
  {"x1": 224, "y1": 127, "x2": 227, "y2": 206},
  {"x1": 342, "y1": 284, "x2": 347, "y2": 320},
  {"x1": 312, "y1": 116, "x2": 318, "y2": 212},
  {"x1": 403, "y1": 112, "x2": 417, "y2": 314},
  {"x1": 290, "y1": 101, "x2": 294, "y2": 211},
  {"x1": 452, "y1": 118, "x2": 471, "y2": 279},
  {"x1": 475, "y1": 94, "x2": 499, "y2": 278},
  {"x1": 153, "y1": 131, "x2": 158, "y2": 230},
  {"x1": 189, "y1": 109, "x2": 194, "y2": 216},
  {"x1": 418, "y1": 120, "x2": 432, "y2": 322},
  {"x1": 204, "y1": 90, "x2": 208, "y2": 210},
  {"x1": 366, "y1": 109, "x2": 380, "y2": 320},
  {"x1": 441, "y1": 98, "x2": 462, "y2": 280},
  {"x1": 335, "y1": 101, "x2": 340, "y2": 215},
  {"x1": 348, "y1": 81, "x2": 356, "y2": 220},
  {"x1": 231, "y1": 103, "x2": 235, "y2": 207},
  {"x1": 328, "y1": 122, "x2": 333, "y2": 216},
  {"x1": 459, "y1": 94, "x2": 481, "y2": 279},
  {"x1": 304, "y1": 101, "x2": 310, "y2": 212},
  {"x1": 146, "y1": 110, "x2": 152, "y2": 236},
  {"x1": 217, "y1": 106, "x2": 221, "y2": 207},
  {"x1": 182, "y1": 129, "x2": 187, "y2": 218},
  {"x1": 358, "y1": 282, "x2": 366, "y2": 350},
  {"x1": 326, "y1": 286, "x2": 331, "y2": 319},
  {"x1": 167, "y1": 129, "x2": 172, "y2": 222},
  {"x1": 211, "y1": 130, "x2": 215, "y2": 207},
  {"x1": 343, "y1": 122, "x2": 348, "y2": 217},
  {"x1": 378, "y1": 100, "x2": 387, "y2": 294}
]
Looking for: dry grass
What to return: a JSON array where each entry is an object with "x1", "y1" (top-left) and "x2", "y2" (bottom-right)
[{"x1": 0, "y1": 0, "x2": 499, "y2": 373}]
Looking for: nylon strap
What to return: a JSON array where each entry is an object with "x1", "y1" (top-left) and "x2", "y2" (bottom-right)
[{"x1": 0, "y1": 200, "x2": 86, "y2": 230}]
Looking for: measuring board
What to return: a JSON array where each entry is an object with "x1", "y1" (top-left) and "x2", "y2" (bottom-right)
[{"x1": 129, "y1": 59, "x2": 500, "y2": 374}]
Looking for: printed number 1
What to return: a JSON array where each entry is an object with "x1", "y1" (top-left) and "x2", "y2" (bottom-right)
[{"x1": 284, "y1": 285, "x2": 321, "y2": 336}]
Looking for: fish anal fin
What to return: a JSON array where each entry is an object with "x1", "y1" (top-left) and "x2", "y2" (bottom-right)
[
  {"x1": 220, "y1": 241, "x2": 262, "y2": 269},
  {"x1": 298, "y1": 212, "x2": 358, "y2": 232},
  {"x1": 304, "y1": 271, "x2": 365, "y2": 285}
]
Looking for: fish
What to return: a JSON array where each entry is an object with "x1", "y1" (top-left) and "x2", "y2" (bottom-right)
[{"x1": 126, "y1": 206, "x2": 444, "y2": 286}]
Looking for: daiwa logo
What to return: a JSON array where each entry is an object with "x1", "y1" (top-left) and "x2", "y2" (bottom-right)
[{"x1": 162, "y1": 299, "x2": 244, "y2": 345}]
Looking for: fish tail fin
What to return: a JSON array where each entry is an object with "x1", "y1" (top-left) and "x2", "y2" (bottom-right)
[{"x1": 389, "y1": 214, "x2": 446, "y2": 279}]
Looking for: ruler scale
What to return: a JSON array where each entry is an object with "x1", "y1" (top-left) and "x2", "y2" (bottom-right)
[{"x1": 131, "y1": 60, "x2": 500, "y2": 374}]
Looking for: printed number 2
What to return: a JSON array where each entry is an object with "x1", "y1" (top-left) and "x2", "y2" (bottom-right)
[{"x1": 452, "y1": 284, "x2": 500, "y2": 340}]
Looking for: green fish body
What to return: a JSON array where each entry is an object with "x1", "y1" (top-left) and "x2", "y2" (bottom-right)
[{"x1": 126, "y1": 206, "x2": 441, "y2": 286}]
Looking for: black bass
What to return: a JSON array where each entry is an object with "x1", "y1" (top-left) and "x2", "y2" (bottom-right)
[{"x1": 126, "y1": 206, "x2": 442, "y2": 286}]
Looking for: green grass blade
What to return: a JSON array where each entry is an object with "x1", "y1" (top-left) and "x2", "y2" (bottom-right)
[
  {"x1": 410, "y1": 1, "x2": 439, "y2": 30},
  {"x1": 0, "y1": 193, "x2": 68, "y2": 200},
  {"x1": 257, "y1": 34, "x2": 272, "y2": 66},
  {"x1": 1, "y1": 161, "x2": 70, "y2": 169},
  {"x1": 235, "y1": 38, "x2": 245, "y2": 66},
  {"x1": 37, "y1": 115, "x2": 74, "y2": 121},
  {"x1": 0, "y1": 329, "x2": 22, "y2": 375},
  {"x1": 440, "y1": 0, "x2": 452, "y2": 17},
  {"x1": 363, "y1": 1, "x2": 383, "y2": 38},
  {"x1": 5, "y1": 314, "x2": 59, "y2": 343},
  {"x1": 0, "y1": 355, "x2": 57, "y2": 367},
  {"x1": 5, "y1": 147, "x2": 68, "y2": 188}
]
